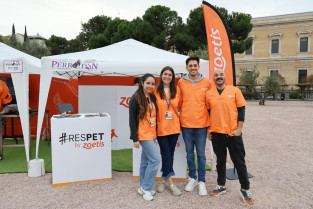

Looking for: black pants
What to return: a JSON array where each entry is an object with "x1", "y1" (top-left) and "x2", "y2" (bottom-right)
[{"x1": 211, "y1": 133, "x2": 250, "y2": 190}]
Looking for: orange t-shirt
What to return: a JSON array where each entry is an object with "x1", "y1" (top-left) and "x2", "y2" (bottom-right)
[
  {"x1": 206, "y1": 85, "x2": 247, "y2": 135},
  {"x1": 178, "y1": 78, "x2": 211, "y2": 128},
  {"x1": 154, "y1": 87, "x2": 181, "y2": 136},
  {"x1": 0, "y1": 80, "x2": 12, "y2": 111},
  {"x1": 138, "y1": 96, "x2": 157, "y2": 141}
]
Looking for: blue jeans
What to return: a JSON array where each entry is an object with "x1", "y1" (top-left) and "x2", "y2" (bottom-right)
[
  {"x1": 182, "y1": 127, "x2": 207, "y2": 182},
  {"x1": 139, "y1": 139, "x2": 160, "y2": 191},
  {"x1": 157, "y1": 134, "x2": 179, "y2": 179}
]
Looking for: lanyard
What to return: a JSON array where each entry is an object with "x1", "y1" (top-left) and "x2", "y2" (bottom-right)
[
  {"x1": 148, "y1": 96, "x2": 153, "y2": 117},
  {"x1": 164, "y1": 92, "x2": 171, "y2": 109}
]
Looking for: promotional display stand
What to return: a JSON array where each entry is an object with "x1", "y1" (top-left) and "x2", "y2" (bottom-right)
[
  {"x1": 133, "y1": 134, "x2": 187, "y2": 180},
  {"x1": 51, "y1": 113, "x2": 111, "y2": 187}
]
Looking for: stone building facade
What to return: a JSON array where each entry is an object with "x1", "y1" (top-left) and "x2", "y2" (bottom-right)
[{"x1": 235, "y1": 12, "x2": 313, "y2": 87}]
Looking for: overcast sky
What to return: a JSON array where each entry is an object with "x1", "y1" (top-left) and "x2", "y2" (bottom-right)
[{"x1": 1, "y1": 0, "x2": 313, "y2": 40}]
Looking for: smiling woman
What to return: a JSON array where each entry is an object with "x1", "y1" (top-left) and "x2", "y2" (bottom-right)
[{"x1": 128, "y1": 73, "x2": 160, "y2": 201}]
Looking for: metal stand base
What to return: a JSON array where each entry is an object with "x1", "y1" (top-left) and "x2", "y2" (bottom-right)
[{"x1": 226, "y1": 167, "x2": 253, "y2": 180}]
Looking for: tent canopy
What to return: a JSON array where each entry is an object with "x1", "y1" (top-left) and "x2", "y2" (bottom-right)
[
  {"x1": 36, "y1": 39, "x2": 210, "y2": 160},
  {"x1": 41, "y1": 39, "x2": 210, "y2": 78},
  {"x1": 0, "y1": 42, "x2": 41, "y2": 163}
]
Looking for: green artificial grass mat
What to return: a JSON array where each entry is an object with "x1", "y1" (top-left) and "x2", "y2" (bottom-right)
[
  {"x1": 0, "y1": 139, "x2": 52, "y2": 173},
  {"x1": 0, "y1": 140, "x2": 210, "y2": 173}
]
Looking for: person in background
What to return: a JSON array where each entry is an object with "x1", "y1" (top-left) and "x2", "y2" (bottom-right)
[
  {"x1": 129, "y1": 73, "x2": 160, "y2": 201},
  {"x1": 206, "y1": 69, "x2": 254, "y2": 205},
  {"x1": 178, "y1": 56, "x2": 211, "y2": 196},
  {"x1": 0, "y1": 80, "x2": 12, "y2": 111},
  {"x1": 154, "y1": 66, "x2": 182, "y2": 196},
  {"x1": 134, "y1": 77, "x2": 140, "y2": 86}
]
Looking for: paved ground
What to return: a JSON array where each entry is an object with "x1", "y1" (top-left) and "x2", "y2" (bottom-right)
[{"x1": 1, "y1": 101, "x2": 313, "y2": 209}]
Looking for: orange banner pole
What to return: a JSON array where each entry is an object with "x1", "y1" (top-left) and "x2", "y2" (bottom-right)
[{"x1": 202, "y1": 1, "x2": 236, "y2": 86}]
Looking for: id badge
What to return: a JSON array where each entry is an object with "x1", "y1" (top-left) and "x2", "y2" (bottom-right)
[
  {"x1": 148, "y1": 118, "x2": 156, "y2": 127},
  {"x1": 165, "y1": 111, "x2": 173, "y2": 119}
]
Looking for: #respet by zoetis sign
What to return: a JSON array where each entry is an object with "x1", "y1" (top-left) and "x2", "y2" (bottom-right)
[
  {"x1": 3, "y1": 60, "x2": 23, "y2": 73},
  {"x1": 58, "y1": 132, "x2": 106, "y2": 149},
  {"x1": 51, "y1": 59, "x2": 98, "y2": 70}
]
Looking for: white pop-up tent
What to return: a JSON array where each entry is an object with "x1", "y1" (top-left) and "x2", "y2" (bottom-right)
[
  {"x1": 36, "y1": 39, "x2": 210, "y2": 158},
  {"x1": 0, "y1": 42, "x2": 43, "y2": 163}
]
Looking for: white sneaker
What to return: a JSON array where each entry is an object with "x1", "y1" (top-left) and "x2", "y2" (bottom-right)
[
  {"x1": 138, "y1": 187, "x2": 156, "y2": 196},
  {"x1": 170, "y1": 184, "x2": 182, "y2": 196},
  {"x1": 143, "y1": 190, "x2": 154, "y2": 201},
  {"x1": 157, "y1": 180, "x2": 167, "y2": 193},
  {"x1": 198, "y1": 181, "x2": 208, "y2": 196},
  {"x1": 184, "y1": 178, "x2": 198, "y2": 192}
]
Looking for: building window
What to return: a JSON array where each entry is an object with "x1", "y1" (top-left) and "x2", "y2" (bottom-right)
[
  {"x1": 300, "y1": 37, "x2": 308, "y2": 52},
  {"x1": 297, "y1": 30, "x2": 312, "y2": 54},
  {"x1": 270, "y1": 69, "x2": 279, "y2": 76},
  {"x1": 298, "y1": 69, "x2": 307, "y2": 83},
  {"x1": 268, "y1": 32, "x2": 283, "y2": 55},
  {"x1": 244, "y1": 35, "x2": 255, "y2": 56},
  {"x1": 245, "y1": 45, "x2": 252, "y2": 55},
  {"x1": 271, "y1": 39, "x2": 279, "y2": 54}
]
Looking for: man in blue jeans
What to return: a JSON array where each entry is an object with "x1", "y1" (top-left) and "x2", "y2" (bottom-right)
[{"x1": 178, "y1": 56, "x2": 211, "y2": 196}]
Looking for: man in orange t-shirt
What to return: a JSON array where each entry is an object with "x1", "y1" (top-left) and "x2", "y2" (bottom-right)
[
  {"x1": 178, "y1": 56, "x2": 211, "y2": 196},
  {"x1": 206, "y1": 69, "x2": 254, "y2": 205}
]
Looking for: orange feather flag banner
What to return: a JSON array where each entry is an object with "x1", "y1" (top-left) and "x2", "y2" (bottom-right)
[{"x1": 202, "y1": 1, "x2": 236, "y2": 85}]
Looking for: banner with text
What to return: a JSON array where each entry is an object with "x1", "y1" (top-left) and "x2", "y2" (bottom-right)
[{"x1": 203, "y1": 1, "x2": 236, "y2": 85}]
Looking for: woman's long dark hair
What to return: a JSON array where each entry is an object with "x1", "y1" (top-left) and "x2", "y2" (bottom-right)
[
  {"x1": 135, "y1": 73, "x2": 155, "y2": 119},
  {"x1": 157, "y1": 66, "x2": 177, "y2": 99}
]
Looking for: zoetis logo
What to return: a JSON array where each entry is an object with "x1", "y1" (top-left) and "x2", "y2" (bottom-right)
[
  {"x1": 59, "y1": 132, "x2": 105, "y2": 149},
  {"x1": 120, "y1": 97, "x2": 131, "y2": 108},
  {"x1": 210, "y1": 28, "x2": 226, "y2": 71}
]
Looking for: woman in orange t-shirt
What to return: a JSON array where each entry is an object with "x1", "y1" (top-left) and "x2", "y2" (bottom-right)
[
  {"x1": 154, "y1": 66, "x2": 182, "y2": 196},
  {"x1": 129, "y1": 73, "x2": 160, "y2": 201}
]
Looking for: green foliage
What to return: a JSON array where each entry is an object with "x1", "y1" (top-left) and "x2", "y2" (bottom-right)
[
  {"x1": 88, "y1": 33, "x2": 106, "y2": 49},
  {"x1": 289, "y1": 91, "x2": 300, "y2": 99},
  {"x1": 77, "y1": 15, "x2": 112, "y2": 48},
  {"x1": 64, "y1": 39, "x2": 85, "y2": 53},
  {"x1": 187, "y1": 6, "x2": 206, "y2": 49},
  {"x1": 227, "y1": 12, "x2": 253, "y2": 54},
  {"x1": 104, "y1": 18, "x2": 126, "y2": 45},
  {"x1": 187, "y1": 6, "x2": 253, "y2": 54},
  {"x1": 263, "y1": 75, "x2": 281, "y2": 95},
  {"x1": 111, "y1": 20, "x2": 133, "y2": 43},
  {"x1": 188, "y1": 46, "x2": 209, "y2": 60},
  {"x1": 45, "y1": 35, "x2": 68, "y2": 55},
  {"x1": 238, "y1": 67, "x2": 260, "y2": 91},
  {"x1": 24, "y1": 26, "x2": 28, "y2": 42},
  {"x1": 9, "y1": 24, "x2": 18, "y2": 47},
  {"x1": 143, "y1": 5, "x2": 184, "y2": 50},
  {"x1": 242, "y1": 91, "x2": 259, "y2": 100},
  {"x1": 21, "y1": 40, "x2": 50, "y2": 58}
]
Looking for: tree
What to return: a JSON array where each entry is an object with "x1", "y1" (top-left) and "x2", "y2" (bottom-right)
[
  {"x1": 238, "y1": 67, "x2": 281, "y2": 105},
  {"x1": 24, "y1": 25, "x2": 28, "y2": 42},
  {"x1": 187, "y1": 7, "x2": 207, "y2": 49},
  {"x1": 111, "y1": 20, "x2": 133, "y2": 43},
  {"x1": 187, "y1": 6, "x2": 253, "y2": 54},
  {"x1": 9, "y1": 24, "x2": 18, "y2": 47},
  {"x1": 88, "y1": 33, "x2": 106, "y2": 49},
  {"x1": 143, "y1": 5, "x2": 184, "y2": 50},
  {"x1": 22, "y1": 40, "x2": 50, "y2": 58},
  {"x1": 188, "y1": 46, "x2": 209, "y2": 60},
  {"x1": 238, "y1": 67, "x2": 260, "y2": 92},
  {"x1": 103, "y1": 18, "x2": 126, "y2": 45},
  {"x1": 64, "y1": 38, "x2": 85, "y2": 53},
  {"x1": 260, "y1": 75, "x2": 281, "y2": 105},
  {"x1": 45, "y1": 35, "x2": 68, "y2": 55},
  {"x1": 170, "y1": 32, "x2": 197, "y2": 55},
  {"x1": 77, "y1": 15, "x2": 111, "y2": 49}
]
